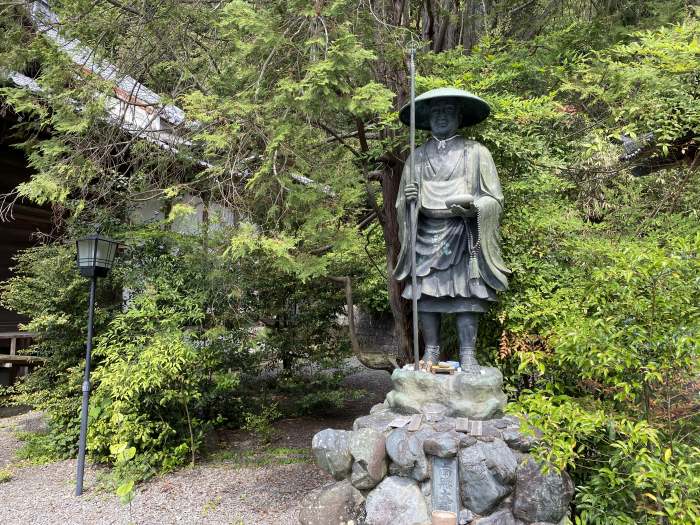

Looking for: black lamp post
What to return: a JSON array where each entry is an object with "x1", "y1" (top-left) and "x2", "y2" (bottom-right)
[{"x1": 74, "y1": 231, "x2": 118, "y2": 496}]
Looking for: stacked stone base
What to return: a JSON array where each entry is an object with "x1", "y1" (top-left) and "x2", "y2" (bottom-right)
[{"x1": 299, "y1": 368, "x2": 573, "y2": 525}]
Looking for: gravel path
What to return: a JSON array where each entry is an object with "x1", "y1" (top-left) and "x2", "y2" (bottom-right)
[
  {"x1": 0, "y1": 413, "x2": 24, "y2": 469},
  {"x1": 0, "y1": 366, "x2": 392, "y2": 525}
]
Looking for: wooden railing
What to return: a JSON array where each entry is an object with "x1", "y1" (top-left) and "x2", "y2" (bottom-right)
[
  {"x1": 0, "y1": 332, "x2": 43, "y2": 386},
  {"x1": 0, "y1": 331, "x2": 36, "y2": 356}
]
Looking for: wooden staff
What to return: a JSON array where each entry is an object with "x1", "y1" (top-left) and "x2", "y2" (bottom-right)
[{"x1": 408, "y1": 45, "x2": 420, "y2": 371}]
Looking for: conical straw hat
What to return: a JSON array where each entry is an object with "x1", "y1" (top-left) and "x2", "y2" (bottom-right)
[{"x1": 399, "y1": 87, "x2": 490, "y2": 130}]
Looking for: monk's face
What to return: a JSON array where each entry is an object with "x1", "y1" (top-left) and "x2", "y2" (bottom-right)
[{"x1": 429, "y1": 100, "x2": 460, "y2": 139}]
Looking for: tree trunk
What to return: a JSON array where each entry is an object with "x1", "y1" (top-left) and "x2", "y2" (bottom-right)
[{"x1": 380, "y1": 160, "x2": 413, "y2": 366}]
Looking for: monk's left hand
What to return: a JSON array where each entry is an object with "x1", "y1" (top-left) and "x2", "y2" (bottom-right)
[{"x1": 449, "y1": 203, "x2": 476, "y2": 217}]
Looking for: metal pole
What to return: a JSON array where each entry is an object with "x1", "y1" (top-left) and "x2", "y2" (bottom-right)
[
  {"x1": 409, "y1": 46, "x2": 420, "y2": 371},
  {"x1": 76, "y1": 275, "x2": 96, "y2": 496}
]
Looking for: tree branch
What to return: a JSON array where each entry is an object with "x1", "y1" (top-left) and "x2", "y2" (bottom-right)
[
  {"x1": 314, "y1": 121, "x2": 362, "y2": 158},
  {"x1": 101, "y1": 0, "x2": 143, "y2": 17},
  {"x1": 327, "y1": 276, "x2": 360, "y2": 357}
]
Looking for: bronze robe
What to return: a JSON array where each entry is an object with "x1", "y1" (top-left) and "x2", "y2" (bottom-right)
[{"x1": 394, "y1": 138, "x2": 510, "y2": 312}]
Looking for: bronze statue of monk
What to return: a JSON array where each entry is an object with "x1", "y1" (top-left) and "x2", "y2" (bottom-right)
[{"x1": 394, "y1": 87, "x2": 510, "y2": 372}]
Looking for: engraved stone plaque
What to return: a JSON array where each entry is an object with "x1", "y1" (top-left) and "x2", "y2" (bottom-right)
[
  {"x1": 470, "y1": 420, "x2": 483, "y2": 436},
  {"x1": 407, "y1": 414, "x2": 423, "y2": 432},
  {"x1": 388, "y1": 415, "x2": 412, "y2": 428},
  {"x1": 455, "y1": 417, "x2": 470, "y2": 433},
  {"x1": 431, "y1": 456, "x2": 460, "y2": 514}
]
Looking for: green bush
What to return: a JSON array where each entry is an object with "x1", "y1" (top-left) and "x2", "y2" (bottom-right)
[
  {"x1": 1, "y1": 243, "x2": 119, "y2": 462},
  {"x1": 274, "y1": 370, "x2": 365, "y2": 416},
  {"x1": 89, "y1": 283, "x2": 222, "y2": 473},
  {"x1": 242, "y1": 404, "x2": 281, "y2": 444},
  {"x1": 1, "y1": 227, "x2": 356, "y2": 484}
]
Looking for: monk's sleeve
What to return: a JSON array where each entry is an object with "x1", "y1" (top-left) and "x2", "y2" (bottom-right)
[
  {"x1": 474, "y1": 144, "x2": 510, "y2": 291},
  {"x1": 392, "y1": 158, "x2": 411, "y2": 280}
]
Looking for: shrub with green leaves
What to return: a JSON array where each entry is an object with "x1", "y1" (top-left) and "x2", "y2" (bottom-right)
[
  {"x1": 89, "y1": 281, "x2": 217, "y2": 474},
  {"x1": 1, "y1": 243, "x2": 119, "y2": 461},
  {"x1": 242, "y1": 404, "x2": 281, "y2": 444}
]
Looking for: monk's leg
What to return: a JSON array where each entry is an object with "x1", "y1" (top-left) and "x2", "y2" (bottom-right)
[
  {"x1": 456, "y1": 312, "x2": 481, "y2": 372},
  {"x1": 421, "y1": 311, "x2": 441, "y2": 363}
]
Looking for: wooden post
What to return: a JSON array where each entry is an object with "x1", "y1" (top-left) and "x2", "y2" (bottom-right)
[{"x1": 10, "y1": 336, "x2": 16, "y2": 355}]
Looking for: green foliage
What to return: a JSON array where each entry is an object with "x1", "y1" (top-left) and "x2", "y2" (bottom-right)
[
  {"x1": 562, "y1": 17, "x2": 700, "y2": 149},
  {"x1": 242, "y1": 404, "x2": 281, "y2": 444},
  {"x1": 110, "y1": 443, "x2": 137, "y2": 504},
  {"x1": 0, "y1": 468, "x2": 12, "y2": 483},
  {"x1": 274, "y1": 370, "x2": 365, "y2": 416},
  {"x1": 510, "y1": 232, "x2": 700, "y2": 523},
  {"x1": 211, "y1": 446, "x2": 310, "y2": 467},
  {"x1": 1, "y1": 244, "x2": 118, "y2": 461},
  {"x1": 87, "y1": 232, "x2": 244, "y2": 478},
  {"x1": 14, "y1": 431, "x2": 61, "y2": 465}
]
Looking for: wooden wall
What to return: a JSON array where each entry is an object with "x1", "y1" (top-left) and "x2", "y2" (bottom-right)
[{"x1": 0, "y1": 118, "x2": 53, "y2": 336}]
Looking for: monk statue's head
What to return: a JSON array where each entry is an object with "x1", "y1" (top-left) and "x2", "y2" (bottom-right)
[{"x1": 429, "y1": 99, "x2": 460, "y2": 139}]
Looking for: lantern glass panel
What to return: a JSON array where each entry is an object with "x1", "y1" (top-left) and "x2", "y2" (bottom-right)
[
  {"x1": 76, "y1": 234, "x2": 118, "y2": 277},
  {"x1": 77, "y1": 238, "x2": 97, "y2": 269},
  {"x1": 95, "y1": 238, "x2": 116, "y2": 269}
]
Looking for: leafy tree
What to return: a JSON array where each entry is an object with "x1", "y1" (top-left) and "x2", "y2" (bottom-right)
[{"x1": 0, "y1": 1, "x2": 698, "y2": 520}]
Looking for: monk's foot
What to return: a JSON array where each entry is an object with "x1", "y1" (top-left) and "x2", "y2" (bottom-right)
[
  {"x1": 459, "y1": 347, "x2": 482, "y2": 374},
  {"x1": 423, "y1": 345, "x2": 440, "y2": 366}
]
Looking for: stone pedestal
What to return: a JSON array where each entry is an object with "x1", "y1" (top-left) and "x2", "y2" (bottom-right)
[
  {"x1": 386, "y1": 368, "x2": 507, "y2": 420},
  {"x1": 299, "y1": 369, "x2": 573, "y2": 525}
]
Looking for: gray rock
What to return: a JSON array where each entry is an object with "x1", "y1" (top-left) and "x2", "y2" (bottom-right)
[
  {"x1": 351, "y1": 461, "x2": 377, "y2": 490},
  {"x1": 312, "y1": 429, "x2": 353, "y2": 480},
  {"x1": 353, "y1": 409, "x2": 399, "y2": 433},
  {"x1": 458, "y1": 439, "x2": 518, "y2": 514},
  {"x1": 385, "y1": 427, "x2": 432, "y2": 482},
  {"x1": 422, "y1": 402, "x2": 448, "y2": 422},
  {"x1": 349, "y1": 428, "x2": 387, "y2": 489},
  {"x1": 495, "y1": 495, "x2": 514, "y2": 511},
  {"x1": 474, "y1": 509, "x2": 517, "y2": 525},
  {"x1": 491, "y1": 418, "x2": 510, "y2": 429},
  {"x1": 298, "y1": 479, "x2": 364, "y2": 525},
  {"x1": 503, "y1": 415, "x2": 521, "y2": 425},
  {"x1": 385, "y1": 368, "x2": 507, "y2": 420},
  {"x1": 480, "y1": 424, "x2": 504, "y2": 439},
  {"x1": 481, "y1": 440, "x2": 518, "y2": 485},
  {"x1": 423, "y1": 433, "x2": 460, "y2": 458},
  {"x1": 388, "y1": 461, "x2": 413, "y2": 477},
  {"x1": 386, "y1": 429, "x2": 415, "y2": 468},
  {"x1": 510, "y1": 449, "x2": 529, "y2": 466},
  {"x1": 365, "y1": 476, "x2": 430, "y2": 525},
  {"x1": 460, "y1": 435, "x2": 477, "y2": 448},
  {"x1": 370, "y1": 403, "x2": 387, "y2": 414},
  {"x1": 512, "y1": 459, "x2": 574, "y2": 523},
  {"x1": 410, "y1": 428, "x2": 433, "y2": 482},
  {"x1": 412, "y1": 452, "x2": 431, "y2": 482},
  {"x1": 433, "y1": 418, "x2": 457, "y2": 432},
  {"x1": 502, "y1": 428, "x2": 541, "y2": 452}
]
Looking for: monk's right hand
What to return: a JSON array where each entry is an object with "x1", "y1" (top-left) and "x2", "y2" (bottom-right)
[{"x1": 405, "y1": 183, "x2": 418, "y2": 202}]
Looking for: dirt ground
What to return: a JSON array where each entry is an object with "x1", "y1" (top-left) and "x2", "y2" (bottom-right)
[{"x1": 0, "y1": 365, "x2": 392, "y2": 525}]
